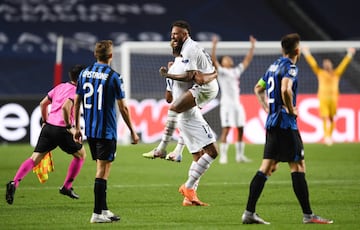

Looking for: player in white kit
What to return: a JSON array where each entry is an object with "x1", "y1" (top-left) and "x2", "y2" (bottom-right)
[
  {"x1": 143, "y1": 20, "x2": 219, "y2": 205},
  {"x1": 172, "y1": 40, "x2": 218, "y2": 206},
  {"x1": 211, "y1": 35, "x2": 256, "y2": 164},
  {"x1": 163, "y1": 77, "x2": 186, "y2": 162}
]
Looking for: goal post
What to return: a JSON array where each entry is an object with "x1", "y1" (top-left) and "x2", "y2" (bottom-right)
[
  {"x1": 113, "y1": 40, "x2": 360, "y2": 100},
  {"x1": 112, "y1": 41, "x2": 360, "y2": 144}
]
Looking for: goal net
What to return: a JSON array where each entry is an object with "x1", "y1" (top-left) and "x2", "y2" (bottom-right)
[{"x1": 112, "y1": 41, "x2": 360, "y2": 144}]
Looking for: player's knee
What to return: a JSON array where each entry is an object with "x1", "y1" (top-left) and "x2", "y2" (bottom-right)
[{"x1": 74, "y1": 147, "x2": 86, "y2": 159}]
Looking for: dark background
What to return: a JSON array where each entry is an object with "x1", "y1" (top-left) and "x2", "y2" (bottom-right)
[{"x1": 1, "y1": 0, "x2": 359, "y2": 97}]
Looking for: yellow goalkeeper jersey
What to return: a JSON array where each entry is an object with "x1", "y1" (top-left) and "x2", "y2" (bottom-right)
[{"x1": 304, "y1": 53, "x2": 352, "y2": 100}]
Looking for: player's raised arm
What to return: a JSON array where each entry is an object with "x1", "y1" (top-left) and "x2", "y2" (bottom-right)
[
  {"x1": 211, "y1": 36, "x2": 220, "y2": 69},
  {"x1": 242, "y1": 35, "x2": 256, "y2": 70}
]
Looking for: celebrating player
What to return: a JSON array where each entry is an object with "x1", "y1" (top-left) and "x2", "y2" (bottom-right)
[
  {"x1": 142, "y1": 20, "x2": 218, "y2": 159},
  {"x1": 6, "y1": 64, "x2": 87, "y2": 205},
  {"x1": 211, "y1": 35, "x2": 256, "y2": 164},
  {"x1": 144, "y1": 20, "x2": 219, "y2": 206},
  {"x1": 169, "y1": 38, "x2": 218, "y2": 206},
  {"x1": 302, "y1": 46, "x2": 356, "y2": 145},
  {"x1": 163, "y1": 77, "x2": 186, "y2": 162},
  {"x1": 241, "y1": 33, "x2": 333, "y2": 224}
]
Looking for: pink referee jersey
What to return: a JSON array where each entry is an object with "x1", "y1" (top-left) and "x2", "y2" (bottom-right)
[{"x1": 46, "y1": 82, "x2": 76, "y2": 127}]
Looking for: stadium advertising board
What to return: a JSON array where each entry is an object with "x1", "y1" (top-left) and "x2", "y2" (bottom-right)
[{"x1": 1, "y1": 94, "x2": 359, "y2": 145}]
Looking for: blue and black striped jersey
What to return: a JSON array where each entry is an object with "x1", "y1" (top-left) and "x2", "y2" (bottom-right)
[
  {"x1": 76, "y1": 62, "x2": 125, "y2": 140},
  {"x1": 262, "y1": 57, "x2": 298, "y2": 130}
]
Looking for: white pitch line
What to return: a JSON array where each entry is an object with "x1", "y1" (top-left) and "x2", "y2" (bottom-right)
[{"x1": 12, "y1": 179, "x2": 360, "y2": 191}]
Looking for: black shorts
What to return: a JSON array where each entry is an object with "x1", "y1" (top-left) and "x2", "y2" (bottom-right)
[
  {"x1": 263, "y1": 127, "x2": 304, "y2": 162},
  {"x1": 87, "y1": 138, "x2": 117, "y2": 162},
  {"x1": 34, "y1": 123, "x2": 82, "y2": 154}
]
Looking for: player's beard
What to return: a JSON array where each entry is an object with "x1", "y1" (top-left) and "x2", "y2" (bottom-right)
[{"x1": 172, "y1": 38, "x2": 184, "y2": 51}]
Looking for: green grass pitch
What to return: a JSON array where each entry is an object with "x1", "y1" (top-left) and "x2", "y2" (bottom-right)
[{"x1": 1, "y1": 142, "x2": 359, "y2": 229}]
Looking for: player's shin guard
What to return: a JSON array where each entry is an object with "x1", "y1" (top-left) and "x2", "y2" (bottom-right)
[
  {"x1": 94, "y1": 178, "x2": 107, "y2": 214},
  {"x1": 188, "y1": 161, "x2": 201, "y2": 190},
  {"x1": 246, "y1": 171, "x2": 267, "y2": 213},
  {"x1": 157, "y1": 110, "x2": 178, "y2": 151},
  {"x1": 291, "y1": 172, "x2": 312, "y2": 215},
  {"x1": 174, "y1": 135, "x2": 185, "y2": 154},
  {"x1": 185, "y1": 153, "x2": 213, "y2": 188}
]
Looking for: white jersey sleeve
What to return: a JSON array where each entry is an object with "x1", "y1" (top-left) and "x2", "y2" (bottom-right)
[{"x1": 181, "y1": 38, "x2": 214, "y2": 74}]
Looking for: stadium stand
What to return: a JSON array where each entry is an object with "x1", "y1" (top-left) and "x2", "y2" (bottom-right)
[{"x1": 0, "y1": 0, "x2": 358, "y2": 96}]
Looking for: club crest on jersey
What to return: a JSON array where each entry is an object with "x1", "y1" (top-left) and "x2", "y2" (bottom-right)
[
  {"x1": 182, "y1": 59, "x2": 189, "y2": 63},
  {"x1": 288, "y1": 68, "x2": 297, "y2": 77}
]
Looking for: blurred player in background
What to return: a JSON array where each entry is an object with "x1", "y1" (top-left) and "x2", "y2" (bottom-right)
[
  {"x1": 211, "y1": 35, "x2": 256, "y2": 164},
  {"x1": 6, "y1": 64, "x2": 87, "y2": 205},
  {"x1": 302, "y1": 46, "x2": 356, "y2": 145},
  {"x1": 242, "y1": 33, "x2": 333, "y2": 225},
  {"x1": 73, "y1": 40, "x2": 139, "y2": 223}
]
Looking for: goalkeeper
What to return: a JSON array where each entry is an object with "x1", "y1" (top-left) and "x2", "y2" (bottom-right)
[
  {"x1": 6, "y1": 65, "x2": 87, "y2": 205},
  {"x1": 302, "y1": 46, "x2": 356, "y2": 145}
]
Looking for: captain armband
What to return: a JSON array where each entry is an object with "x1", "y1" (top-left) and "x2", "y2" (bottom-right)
[{"x1": 257, "y1": 78, "x2": 266, "y2": 88}]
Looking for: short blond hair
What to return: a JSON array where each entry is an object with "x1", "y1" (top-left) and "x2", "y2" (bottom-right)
[{"x1": 94, "y1": 40, "x2": 113, "y2": 62}]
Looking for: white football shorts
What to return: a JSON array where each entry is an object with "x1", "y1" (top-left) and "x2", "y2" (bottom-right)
[
  {"x1": 177, "y1": 108, "x2": 216, "y2": 153},
  {"x1": 189, "y1": 79, "x2": 219, "y2": 109},
  {"x1": 220, "y1": 103, "x2": 246, "y2": 127}
]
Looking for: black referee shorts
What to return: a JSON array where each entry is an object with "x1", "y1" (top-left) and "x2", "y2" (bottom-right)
[
  {"x1": 263, "y1": 126, "x2": 304, "y2": 162},
  {"x1": 34, "y1": 123, "x2": 82, "y2": 154}
]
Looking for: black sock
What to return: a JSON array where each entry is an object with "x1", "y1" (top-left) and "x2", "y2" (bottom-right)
[
  {"x1": 103, "y1": 180, "x2": 108, "y2": 210},
  {"x1": 246, "y1": 171, "x2": 267, "y2": 213},
  {"x1": 291, "y1": 172, "x2": 312, "y2": 215},
  {"x1": 94, "y1": 178, "x2": 107, "y2": 214}
]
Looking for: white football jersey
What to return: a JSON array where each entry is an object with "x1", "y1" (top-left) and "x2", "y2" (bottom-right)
[
  {"x1": 167, "y1": 56, "x2": 193, "y2": 101},
  {"x1": 181, "y1": 37, "x2": 214, "y2": 74},
  {"x1": 217, "y1": 63, "x2": 245, "y2": 106}
]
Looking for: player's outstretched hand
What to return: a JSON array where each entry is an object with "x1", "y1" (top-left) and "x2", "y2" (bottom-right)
[
  {"x1": 347, "y1": 47, "x2": 356, "y2": 56},
  {"x1": 212, "y1": 35, "x2": 218, "y2": 44},
  {"x1": 249, "y1": 35, "x2": 256, "y2": 47},
  {"x1": 301, "y1": 46, "x2": 310, "y2": 55}
]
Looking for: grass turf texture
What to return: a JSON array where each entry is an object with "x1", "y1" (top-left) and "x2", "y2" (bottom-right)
[{"x1": 1, "y1": 142, "x2": 359, "y2": 229}]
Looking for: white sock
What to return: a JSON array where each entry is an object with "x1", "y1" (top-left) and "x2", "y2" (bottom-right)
[
  {"x1": 173, "y1": 136, "x2": 185, "y2": 155},
  {"x1": 185, "y1": 153, "x2": 214, "y2": 188},
  {"x1": 235, "y1": 141, "x2": 245, "y2": 157},
  {"x1": 157, "y1": 110, "x2": 178, "y2": 151},
  {"x1": 187, "y1": 161, "x2": 200, "y2": 190},
  {"x1": 220, "y1": 142, "x2": 229, "y2": 157}
]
